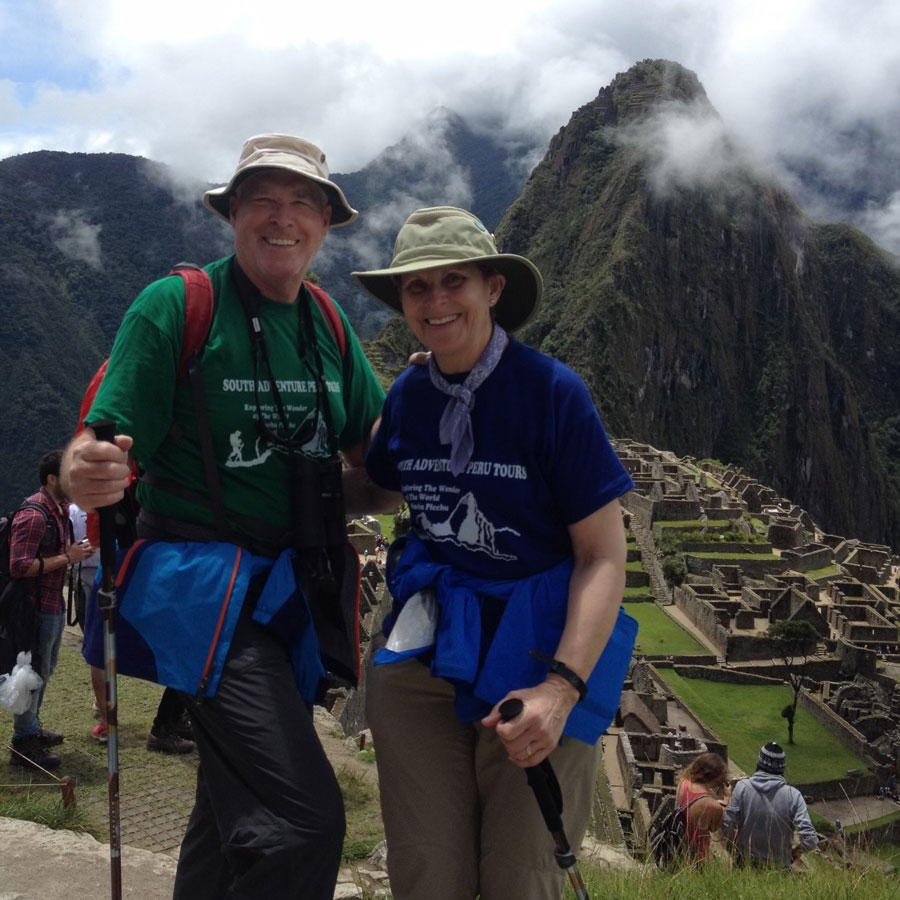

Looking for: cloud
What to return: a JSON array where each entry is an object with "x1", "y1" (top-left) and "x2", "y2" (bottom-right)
[
  {"x1": 2, "y1": 0, "x2": 900, "y2": 252},
  {"x1": 618, "y1": 100, "x2": 750, "y2": 198},
  {"x1": 857, "y1": 192, "x2": 900, "y2": 261},
  {"x1": 316, "y1": 113, "x2": 474, "y2": 275},
  {"x1": 48, "y1": 210, "x2": 102, "y2": 268}
]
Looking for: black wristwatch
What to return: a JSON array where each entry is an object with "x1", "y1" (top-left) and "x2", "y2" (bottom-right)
[{"x1": 529, "y1": 649, "x2": 588, "y2": 701}]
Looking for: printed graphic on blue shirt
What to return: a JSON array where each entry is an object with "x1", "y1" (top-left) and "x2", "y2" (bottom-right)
[
  {"x1": 399, "y1": 462, "x2": 523, "y2": 561},
  {"x1": 367, "y1": 340, "x2": 635, "y2": 579}
]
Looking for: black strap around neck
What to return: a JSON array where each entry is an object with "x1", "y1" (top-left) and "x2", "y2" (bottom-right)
[{"x1": 231, "y1": 259, "x2": 338, "y2": 455}]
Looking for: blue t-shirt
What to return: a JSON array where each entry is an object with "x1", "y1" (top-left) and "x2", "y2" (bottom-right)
[{"x1": 366, "y1": 339, "x2": 634, "y2": 578}]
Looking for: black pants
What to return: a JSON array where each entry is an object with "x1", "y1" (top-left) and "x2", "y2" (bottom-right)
[
  {"x1": 154, "y1": 687, "x2": 186, "y2": 729},
  {"x1": 173, "y1": 601, "x2": 344, "y2": 899}
]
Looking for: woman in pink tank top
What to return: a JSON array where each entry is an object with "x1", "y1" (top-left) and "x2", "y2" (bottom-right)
[{"x1": 676, "y1": 752, "x2": 731, "y2": 862}]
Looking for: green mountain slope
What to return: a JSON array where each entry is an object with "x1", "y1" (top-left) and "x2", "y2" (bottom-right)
[
  {"x1": 0, "y1": 150, "x2": 232, "y2": 510},
  {"x1": 498, "y1": 59, "x2": 900, "y2": 544}
]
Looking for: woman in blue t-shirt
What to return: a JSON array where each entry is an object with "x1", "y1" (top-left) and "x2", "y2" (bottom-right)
[{"x1": 349, "y1": 207, "x2": 636, "y2": 900}]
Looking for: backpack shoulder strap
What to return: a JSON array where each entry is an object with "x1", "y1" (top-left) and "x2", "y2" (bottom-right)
[
  {"x1": 16, "y1": 500, "x2": 50, "y2": 529},
  {"x1": 304, "y1": 281, "x2": 347, "y2": 360},
  {"x1": 165, "y1": 263, "x2": 227, "y2": 538},
  {"x1": 679, "y1": 793, "x2": 711, "y2": 811},
  {"x1": 168, "y1": 263, "x2": 215, "y2": 380}
]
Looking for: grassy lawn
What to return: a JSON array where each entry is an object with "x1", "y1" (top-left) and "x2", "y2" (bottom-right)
[
  {"x1": 0, "y1": 642, "x2": 197, "y2": 841},
  {"x1": 660, "y1": 670, "x2": 870, "y2": 782},
  {"x1": 806, "y1": 564, "x2": 841, "y2": 580},
  {"x1": 626, "y1": 603, "x2": 710, "y2": 656},
  {"x1": 865, "y1": 840, "x2": 900, "y2": 865},
  {"x1": 623, "y1": 586, "x2": 653, "y2": 599},
  {"x1": 374, "y1": 514, "x2": 396, "y2": 542},
  {"x1": 0, "y1": 640, "x2": 383, "y2": 864},
  {"x1": 625, "y1": 560, "x2": 645, "y2": 571}
]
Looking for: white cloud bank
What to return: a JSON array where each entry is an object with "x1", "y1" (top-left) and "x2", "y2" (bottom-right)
[{"x1": 1, "y1": 0, "x2": 900, "y2": 251}]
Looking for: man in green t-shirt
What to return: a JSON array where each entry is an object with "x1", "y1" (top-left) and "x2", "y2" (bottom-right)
[{"x1": 62, "y1": 134, "x2": 389, "y2": 900}]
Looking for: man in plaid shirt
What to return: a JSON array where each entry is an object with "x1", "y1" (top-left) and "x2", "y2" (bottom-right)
[{"x1": 8, "y1": 450, "x2": 93, "y2": 770}]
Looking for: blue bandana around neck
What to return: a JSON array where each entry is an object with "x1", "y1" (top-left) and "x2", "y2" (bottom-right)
[{"x1": 427, "y1": 323, "x2": 507, "y2": 476}]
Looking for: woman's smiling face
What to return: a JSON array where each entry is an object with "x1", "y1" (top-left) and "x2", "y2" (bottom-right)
[{"x1": 400, "y1": 263, "x2": 505, "y2": 373}]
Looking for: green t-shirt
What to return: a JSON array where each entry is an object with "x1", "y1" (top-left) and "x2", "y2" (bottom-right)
[{"x1": 89, "y1": 255, "x2": 385, "y2": 537}]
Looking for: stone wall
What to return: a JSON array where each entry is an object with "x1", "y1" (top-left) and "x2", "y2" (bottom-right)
[
  {"x1": 835, "y1": 640, "x2": 879, "y2": 677},
  {"x1": 680, "y1": 542, "x2": 773, "y2": 554},
  {"x1": 798, "y1": 772, "x2": 879, "y2": 801},
  {"x1": 336, "y1": 567, "x2": 392, "y2": 736},
  {"x1": 685, "y1": 554, "x2": 788, "y2": 577},
  {"x1": 846, "y1": 817, "x2": 900, "y2": 846},
  {"x1": 796, "y1": 689, "x2": 872, "y2": 770},
  {"x1": 842, "y1": 562, "x2": 888, "y2": 585},
  {"x1": 725, "y1": 634, "x2": 792, "y2": 661},
  {"x1": 626, "y1": 568, "x2": 650, "y2": 588},
  {"x1": 652, "y1": 499, "x2": 702, "y2": 522},
  {"x1": 768, "y1": 520, "x2": 805, "y2": 549},
  {"x1": 646, "y1": 665, "x2": 725, "y2": 748},
  {"x1": 780, "y1": 544, "x2": 833, "y2": 572},
  {"x1": 673, "y1": 665, "x2": 784, "y2": 686},
  {"x1": 624, "y1": 490, "x2": 653, "y2": 528},
  {"x1": 673, "y1": 587, "x2": 728, "y2": 654},
  {"x1": 617, "y1": 732, "x2": 640, "y2": 797}
]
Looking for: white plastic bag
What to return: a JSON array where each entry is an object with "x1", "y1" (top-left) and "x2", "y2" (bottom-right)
[
  {"x1": 0, "y1": 651, "x2": 43, "y2": 715},
  {"x1": 385, "y1": 589, "x2": 438, "y2": 654}
]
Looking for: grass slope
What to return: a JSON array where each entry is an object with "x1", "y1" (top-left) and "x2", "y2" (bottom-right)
[
  {"x1": 627, "y1": 603, "x2": 709, "y2": 656},
  {"x1": 570, "y1": 861, "x2": 898, "y2": 900},
  {"x1": 661, "y1": 671, "x2": 870, "y2": 782}
]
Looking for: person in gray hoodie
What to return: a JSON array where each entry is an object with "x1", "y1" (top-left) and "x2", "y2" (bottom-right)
[{"x1": 721, "y1": 742, "x2": 819, "y2": 868}]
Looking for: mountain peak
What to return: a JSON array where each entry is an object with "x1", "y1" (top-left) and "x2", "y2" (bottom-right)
[{"x1": 607, "y1": 59, "x2": 709, "y2": 118}]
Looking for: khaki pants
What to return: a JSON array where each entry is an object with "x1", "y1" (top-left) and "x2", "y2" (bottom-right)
[{"x1": 366, "y1": 656, "x2": 600, "y2": 900}]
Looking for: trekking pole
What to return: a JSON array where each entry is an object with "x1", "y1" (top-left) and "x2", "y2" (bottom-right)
[
  {"x1": 87, "y1": 419, "x2": 123, "y2": 900},
  {"x1": 500, "y1": 698, "x2": 591, "y2": 900}
]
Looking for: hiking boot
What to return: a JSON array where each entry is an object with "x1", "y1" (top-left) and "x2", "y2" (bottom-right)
[
  {"x1": 147, "y1": 724, "x2": 195, "y2": 754},
  {"x1": 10, "y1": 736, "x2": 61, "y2": 772},
  {"x1": 36, "y1": 728, "x2": 64, "y2": 747},
  {"x1": 91, "y1": 722, "x2": 108, "y2": 743},
  {"x1": 170, "y1": 712, "x2": 195, "y2": 742}
]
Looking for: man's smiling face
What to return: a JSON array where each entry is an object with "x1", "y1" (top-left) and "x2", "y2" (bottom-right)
[{"x1": 229, "y1": 169, "x2": 332, "y2": 303}]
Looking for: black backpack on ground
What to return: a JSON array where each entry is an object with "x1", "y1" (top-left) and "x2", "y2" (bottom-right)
[
  {"x1": 0, "y1": 501, "x2": 50, "y2": 675},
  {"x1": 648, "y1": 794, "x2": 708, "y2": 869}
]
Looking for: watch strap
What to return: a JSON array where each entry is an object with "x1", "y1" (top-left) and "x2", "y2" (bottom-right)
[{"x1": 529, "y1": 649, "x2": 588, "y2": 701}]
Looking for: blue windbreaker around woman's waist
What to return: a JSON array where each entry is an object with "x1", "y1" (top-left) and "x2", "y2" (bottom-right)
[{"x1": 375, "y1": 535, "x2": 637, "y2": 745}]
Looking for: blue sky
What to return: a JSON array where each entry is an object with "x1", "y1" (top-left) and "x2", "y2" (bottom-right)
[{"x1": 2, "y1": 0, "x2": 899, "y2": 252}]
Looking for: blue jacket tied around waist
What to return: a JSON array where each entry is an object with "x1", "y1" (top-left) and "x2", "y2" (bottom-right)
[
  {"x1": 82, "y1": 540, "x2": 326, "y2": 703},
  {"x1": 375, "y1": 535, "x2": 637, "y2": 745}
]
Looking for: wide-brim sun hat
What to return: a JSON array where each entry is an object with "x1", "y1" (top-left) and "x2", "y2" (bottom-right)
[
  {"x1": 351, "y1": 206, "x2": 542, "y2": 332},
  {"x1": 203, "y1": 133, "x2": 357, "y2": 228}
]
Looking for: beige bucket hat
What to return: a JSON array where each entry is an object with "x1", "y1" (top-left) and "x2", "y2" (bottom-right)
[
  {"x1": 203, "y1": 133, "x2": 357, "y2": 227},
  {"x1": 351, "y1": 206, "x2": 542, "y2": 332}
]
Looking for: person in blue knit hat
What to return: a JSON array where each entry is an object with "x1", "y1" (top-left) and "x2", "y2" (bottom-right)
[{"x1": 722, "y1": 741, "x2": 819, "y2": 867}]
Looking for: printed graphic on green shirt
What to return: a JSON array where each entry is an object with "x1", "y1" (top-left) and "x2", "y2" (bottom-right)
[{"x1": 89, "y1": 256, "x2": 385, "y2": 536}]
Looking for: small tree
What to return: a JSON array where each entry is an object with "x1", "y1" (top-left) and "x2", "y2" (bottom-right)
[
  {"x1": 767, "y1": 619, "x2": 819, "y2": 744},
  {"x1": 662, "y1": 555, "x2": 686, "y2": 589},
  {"x1": 393, "y1": 504, "x2": 411, "y2": 539}
]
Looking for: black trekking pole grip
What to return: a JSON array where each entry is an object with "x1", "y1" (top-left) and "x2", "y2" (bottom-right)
[
  {"x1": 498, "y1": 698, "x2": 590, "y2": 898},
  {"x1": 86, "y1": 419, "x2": 119, "y2": 596},
  {"x1": 499, "y1": 699, "x2": 563, "y2": 825}
]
